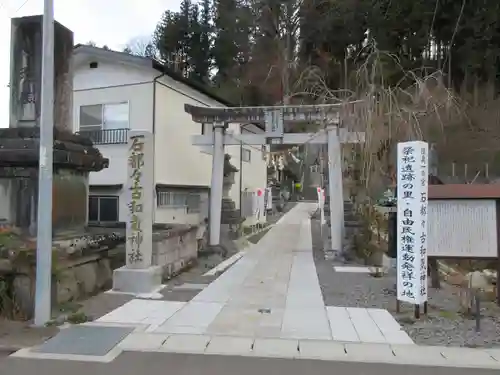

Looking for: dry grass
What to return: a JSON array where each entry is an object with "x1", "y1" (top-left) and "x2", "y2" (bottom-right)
[{"x1": 292, "y1": 42, "x2": 500, "y2": 202}]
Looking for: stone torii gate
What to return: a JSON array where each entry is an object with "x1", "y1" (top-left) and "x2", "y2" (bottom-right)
[{"x1": 184, "y1": 103, "x2": 365, "y2": 253}]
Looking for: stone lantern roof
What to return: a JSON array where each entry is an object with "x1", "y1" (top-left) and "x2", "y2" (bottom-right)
[{"x1": 0, "y1": 128, "x2": 109, "y2": 175}]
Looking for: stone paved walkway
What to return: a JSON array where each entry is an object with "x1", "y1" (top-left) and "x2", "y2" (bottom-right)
[
  {"x1": 8, "y1": 203, "x2": 500, "y2": 369},
  {"x1": 93, "y1": 203, "x2": 410, "y2": 343}
]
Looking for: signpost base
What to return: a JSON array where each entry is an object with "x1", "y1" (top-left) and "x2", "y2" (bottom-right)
[{"x1": 112, "y1": 265, "x2": 162, "y2": 294}]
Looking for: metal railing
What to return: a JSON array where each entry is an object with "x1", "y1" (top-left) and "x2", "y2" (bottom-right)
[{"x1": 78, "y1": 128, "x2": 129, "y2": 145}]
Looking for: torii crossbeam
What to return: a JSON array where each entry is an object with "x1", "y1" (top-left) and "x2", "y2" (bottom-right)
[{"x1": 185, "y1": 102, "x2": 365, "y2": 253}]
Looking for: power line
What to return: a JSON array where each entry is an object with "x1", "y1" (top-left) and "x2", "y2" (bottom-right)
[
  {"x1": 14, "y1": 0, "x2": 30, "y2": 13},
  {"x1": 0, "y1": 0, "x2": 31, "y2": 16}
]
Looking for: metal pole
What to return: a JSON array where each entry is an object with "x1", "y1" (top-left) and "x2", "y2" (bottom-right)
[
  {"x1": 209, "y1": 124, "x2": 225, "y2": 246},
  {"x1": 34, "y1": 0, "x2": 55, "y2": 326}
]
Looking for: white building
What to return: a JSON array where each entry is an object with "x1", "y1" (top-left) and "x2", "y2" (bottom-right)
[{"x1": 72, "y1": 45, "x2": 267, "y2": 226}]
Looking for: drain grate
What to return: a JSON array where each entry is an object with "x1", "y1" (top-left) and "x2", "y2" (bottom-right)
[
  {"x1": 36, "y1": 325, "x2": 134, "y2": 356},
  {"x1": 258, "y1": 308, "x2": 272, "y2": 314}
]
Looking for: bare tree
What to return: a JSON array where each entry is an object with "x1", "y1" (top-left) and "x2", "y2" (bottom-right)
[{"x1": 123, "y1": 36, "x2": 157, "y2": 58}]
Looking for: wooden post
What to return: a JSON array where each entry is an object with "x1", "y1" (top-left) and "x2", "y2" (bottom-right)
[
  {"x1": 496, "y1": 200, "x2": 500, "y2": 306},
  {"x1": 429, "y1": 257, "x2": 441, "y2": 289}
]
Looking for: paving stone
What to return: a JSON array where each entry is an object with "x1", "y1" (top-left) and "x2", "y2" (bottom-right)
[
  {"x1": 333, "y1": 266, "x2": 372, "y2": 273},
  {"x1": 380, "y1": 330, "x2": 414, "y2": 345},
  {"x1": 155, "y1": 302, "x2": 223, "y2": 333},
  {"x1": 156, "y1": 325, "x2": 207, "y2": 335},
  {"x1": 205, "y1": 336, "x2": 254, "y2": 355},
  {"x1": 252, "y1": 338, "x2": 299, "y2": 358},
  {"x1": 161, "y1": 334, "x2": 211, "y2": 353},
  {"x1": 36, "y1": 325, "x2": 134, "y2": 356},
  {"x1": 281, "y1": 308, "x2": 332, "y2": 340},
  {"x1": 173, "y1": 283, "x2": 208, "y2": 290},
  {"x1": 118, "y1": 333, "x2": 168, "y2": 351},
  {"x1": 298, "y1": 340, "x2": 347, "y2": 360}
]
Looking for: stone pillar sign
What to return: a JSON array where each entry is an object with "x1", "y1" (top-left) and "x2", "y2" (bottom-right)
[
  {"x1": 113, "y1": 130, "x2": 162, "y2": 295},
  {"x1": 126, "y1": 131, "x2": 153, "y2": 268}
]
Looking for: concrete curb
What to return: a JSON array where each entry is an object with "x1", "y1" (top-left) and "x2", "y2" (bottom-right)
[{"x1": 0, "y1": 344, "x2": 25, "y2": 354}]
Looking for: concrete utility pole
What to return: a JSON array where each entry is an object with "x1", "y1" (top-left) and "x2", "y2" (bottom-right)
[{"x1": 34, "y1": 0, "x2": 55, "y2": 326}]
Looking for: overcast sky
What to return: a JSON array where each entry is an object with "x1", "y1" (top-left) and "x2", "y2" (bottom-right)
[{"x1": 0, "y1": 0, "x2": 180, "y2": 127}]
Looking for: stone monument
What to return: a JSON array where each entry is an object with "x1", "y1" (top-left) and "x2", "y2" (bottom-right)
[
  {"x1": 112, "y1": 131, "x2": 162, "y2": 294},
  {"x1": 0, "y1": 15, "x2": 108, "y2": 235},
  {"x1": 221, "y1": 154, "x2": 243, "y2": 238}
]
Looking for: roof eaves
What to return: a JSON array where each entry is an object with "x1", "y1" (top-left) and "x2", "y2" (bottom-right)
[{"x1": 73, "y1": 45, "x2": 265, "y2": 130}]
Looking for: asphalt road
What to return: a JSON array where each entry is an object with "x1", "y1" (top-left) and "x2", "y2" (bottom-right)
[{"x1": 1, "y1": 352, "x2": 498, "y2": 375}]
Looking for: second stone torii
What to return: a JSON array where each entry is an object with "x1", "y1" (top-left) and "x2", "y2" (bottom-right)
[{"x1": 185, "y1": 103, "x2": 365, "y2": 253}]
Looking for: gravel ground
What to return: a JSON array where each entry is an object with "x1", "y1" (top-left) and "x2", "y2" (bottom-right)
[{"x1": 311, "y1": 218, "x2": 500, "y2": 348}]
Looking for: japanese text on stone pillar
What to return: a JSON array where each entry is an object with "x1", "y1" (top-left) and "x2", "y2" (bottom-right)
[{"x1": 128, "y1": 135, "x2": 145, "y2": 265}]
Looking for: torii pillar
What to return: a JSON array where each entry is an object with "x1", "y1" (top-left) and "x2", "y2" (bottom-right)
[
  {"x1": 209, "y1": 122, "x2": 225, "y2": 245},
  {"x1": 185, "y1": 103, "x2": 364, "y2": 251}
]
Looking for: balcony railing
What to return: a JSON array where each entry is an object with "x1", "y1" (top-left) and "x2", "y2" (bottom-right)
[{"x1": 77, "y1": 128, "x2": 129, "y2": 145}]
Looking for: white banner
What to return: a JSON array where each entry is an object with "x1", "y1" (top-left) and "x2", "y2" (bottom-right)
[
  {"x1": 265, "y1": 187, "x2": 272, "y2": 210},
  {"x1": 317, "y1": 187, "x2": 325, "y2": 224},
  {"x1": 397, "y1": 141, "x2": 429, "y2": 305},
  {"x1": 254, "y1": 188, "x2": 266, "y2": 221}
]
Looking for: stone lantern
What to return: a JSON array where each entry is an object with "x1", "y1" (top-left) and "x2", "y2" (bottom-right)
[
  {"x1": 221, "y1": 154, "x2": 243, "y2": 236},
  {"x1": 0, "y1": 16, "x2": 108, "y2": 236}
]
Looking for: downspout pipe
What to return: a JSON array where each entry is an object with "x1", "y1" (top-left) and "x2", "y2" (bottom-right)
[
  {"x1": 152, "y1": 72, "x2": 166, "y2": 134},
  {"x1": 152, "y1": 72, "x2": 165, "y2": 224}
]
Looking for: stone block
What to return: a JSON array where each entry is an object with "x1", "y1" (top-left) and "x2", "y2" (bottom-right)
[
  {"x1": 252, "y1": 338, "x2": 299, "y2": 358},
  {"x1": 112, "y1": 265, "x2": 162, "y2": 294},
  {"x1": 440, "y1": 346, "x2": 498, "y2": 366},
  {"x1": 298, "y1": 340, "x2": 347, "y2": 360},
  {"x1": 74, "y1": 263, "x2": 98, "y2": 294},
  {"x1": 118, "y1": 333, "x2": 169, "y2": 351},
  {"x1": 95, "y1": 259, "x2": 112, "y2": 289},
  {"x1": 344, "y1": 343, "x2": 396, "y2": 361},
  {"x1": 161, "y1": 334, "x2": 211, "y2": 353},
  {"x1": 57, "y1": 269, "x2": 80, "y2": 303},
  {"x1": 205, "y1": 336, "x2": 254, "y2": 355}
]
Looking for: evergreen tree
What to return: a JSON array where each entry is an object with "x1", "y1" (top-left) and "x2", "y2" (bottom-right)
[
  {"x1": 188, "y1": 3, "x2": 206, "y2": 81},
  {"x1": 154, "y1": 11, "x2": 185, "y2": 71},
  {"x1": 212, "y1": 0, "x2": 239, "y2": 83},
  {"x1": 198, "y1": 0, "x2": 213, "y2": 80}
]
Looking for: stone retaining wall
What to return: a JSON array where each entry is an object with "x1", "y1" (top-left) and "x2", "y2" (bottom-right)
[
  {"x1": 7, "y1": 225, "x2": 198, "y2": 319},
  {"x1": 152, "y1": 225, "x2": 198, "y2": 279}
]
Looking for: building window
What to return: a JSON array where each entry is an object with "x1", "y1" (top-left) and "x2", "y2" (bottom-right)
[
  {"x1": 79, "y1": 102, "x2": 129, "y2": 131},
  {"x1": 186, "y1": 193, "x2": 201, "y2": 213},
  {"x1": 242, "y1": 148, "x2": 251, "y2": 162},
  {"x1": 157, "y1": 190, "x2": 202, "y2": 213},
  {"x1": 88, "y1": 195, "x2": 119, "y2": 222}
]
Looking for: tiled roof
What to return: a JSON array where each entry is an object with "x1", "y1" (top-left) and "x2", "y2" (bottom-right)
[{"x1": 428, "y1": 184, "x2": 500, "y2": 199}]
